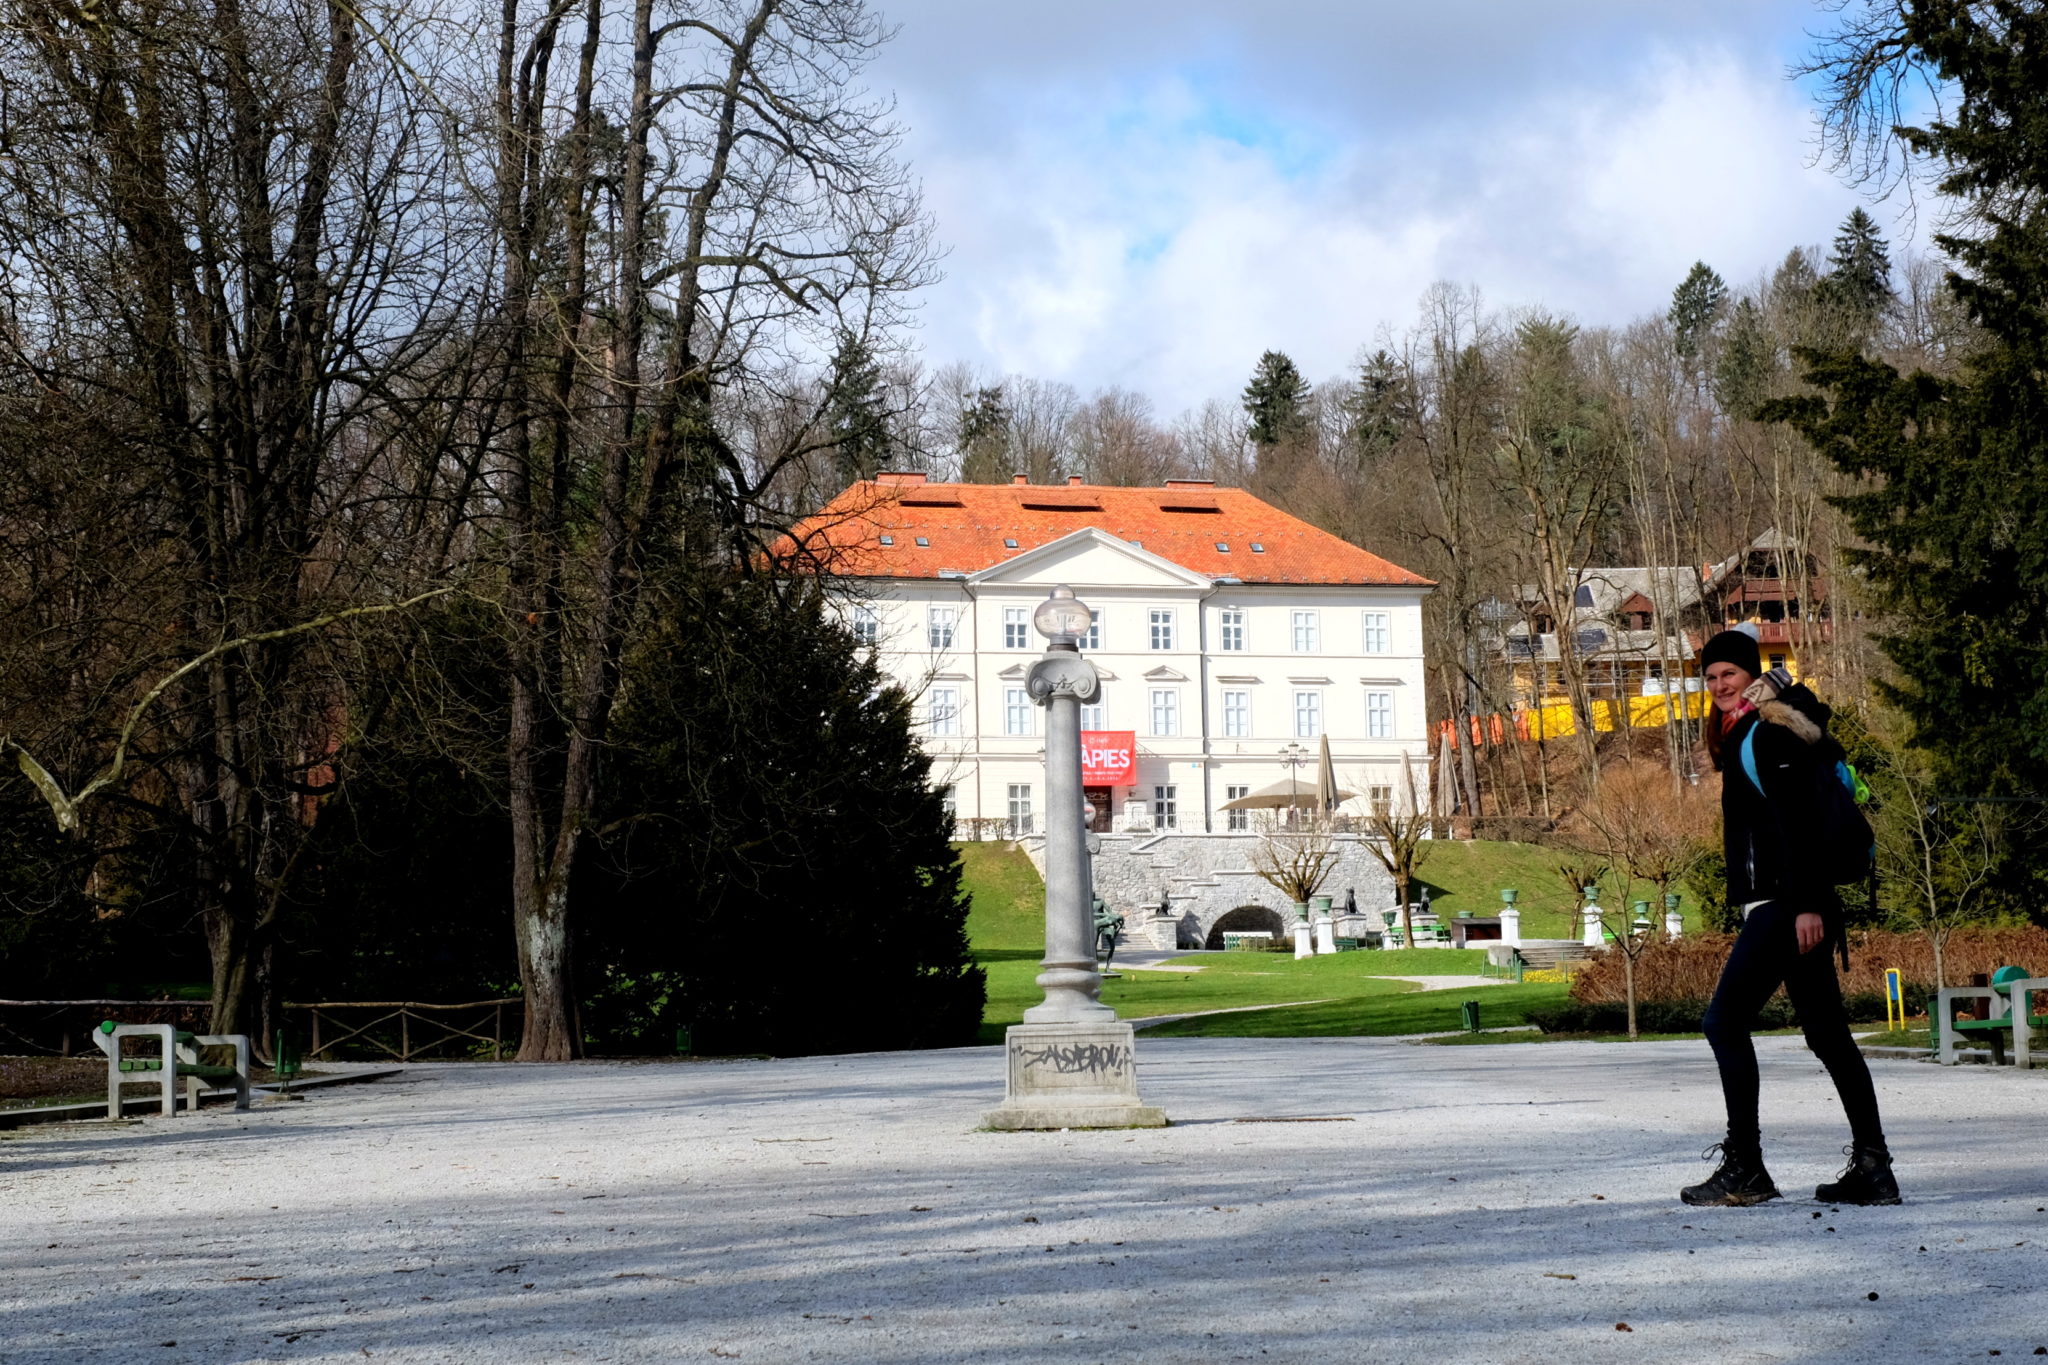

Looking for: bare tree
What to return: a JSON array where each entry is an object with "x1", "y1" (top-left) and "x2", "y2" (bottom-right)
[
  {"x1": 1250, "y1": 812, "x2": 1339, "y2": 907},
  {"x1": 1358, "y1": 759, "x2": 1434, "y2": 948},
  {"x1": 0, "y1": 0, "x2": 477, "y2": 1038},
  {"x1": 477, "y1": 0, "x2": 935, "y2": 1057}
]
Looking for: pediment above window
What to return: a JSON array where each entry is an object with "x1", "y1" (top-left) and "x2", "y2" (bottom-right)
[
  {"x1": 1214, "y1": 674, "x2": 1261, "y2": 685},
  {"x1": 1142, "y1": 665, "x2": 1188, "y2": 682}
]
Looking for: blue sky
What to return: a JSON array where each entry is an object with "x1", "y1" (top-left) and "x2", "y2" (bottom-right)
[{"x1": 864, "y1": 0, "x2": 1926, "y2": 414}]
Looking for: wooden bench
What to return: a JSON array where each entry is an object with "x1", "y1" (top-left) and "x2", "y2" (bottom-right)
[
  {"x1": 1936, "y1": 966, "x2": 2048, "y2": 1068},
  {"x1": 91, "y1": 1021, "x2": 252, "y2": 1117}
]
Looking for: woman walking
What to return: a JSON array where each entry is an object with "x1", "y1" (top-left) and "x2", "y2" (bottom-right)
[{"x1": 1681, "y1": 627, "x2": 1899, "y2": 1207}]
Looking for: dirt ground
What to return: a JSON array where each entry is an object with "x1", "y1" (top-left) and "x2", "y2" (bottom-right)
[{"x1": 0, "y1": 1055, "x2": 300, "y2": 1108}]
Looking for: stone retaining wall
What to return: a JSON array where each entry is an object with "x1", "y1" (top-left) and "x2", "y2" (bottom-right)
[{"x1": 1018, "y1": 831, "x2": 1397, "y2": 950}]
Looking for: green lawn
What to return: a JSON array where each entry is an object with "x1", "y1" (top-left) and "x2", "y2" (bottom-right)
[
  {"x1": 955, "y1": 839, "x2": 1577, "y2": 1042},
  {"x1": 1139, "y1": 980, "x2": 1573, "y2": 1039},
  {"x1": 1413, "y1": 840, "x2": 1704, "y2": 938}
]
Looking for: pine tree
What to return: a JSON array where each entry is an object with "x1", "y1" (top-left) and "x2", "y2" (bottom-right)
[
  {"x1": 956, "y1": 385, "x2": 1010, "y2": 483},
  {"x1": 825, "y1": 330, "x2": 891, "y2": 484},
  {"x1": 1241, "y1": 349, "x2": 1310, "y2": 447},
  {"x1": 1345, "y1": 349, "x2": 1411, "y2": 464},
  {"x1": 1667, "y1": 261, "x2": 1728, "y2": 360},
  {"x1": 1823, "y1": 207, "x2": 1894, "y2": 324},
  {"x1": 1769, "y1": 5, "x2": 2048, "y2": 811},
  {"x1": 1713, "y1": 297, "x2": 1777, "y2": 418}
]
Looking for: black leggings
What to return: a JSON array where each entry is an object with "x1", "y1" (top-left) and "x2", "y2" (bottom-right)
[{"x1": 1702, "y1": 899, "x2": 1885, "y2": 1152}]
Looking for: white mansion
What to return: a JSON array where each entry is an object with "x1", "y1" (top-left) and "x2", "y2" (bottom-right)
[{"x1": 790, "y1": 473, "x2": 1434, "y2": 839}]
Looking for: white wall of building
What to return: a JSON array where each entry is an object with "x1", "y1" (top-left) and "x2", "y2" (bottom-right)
[{"x1": 844, "y1": 529, "x2": 1431, "y2": 834}]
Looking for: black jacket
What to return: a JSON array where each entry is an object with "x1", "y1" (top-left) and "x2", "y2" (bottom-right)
[{"x1": 1720, "y1": 684, "x2": 1847, "y2": 955}]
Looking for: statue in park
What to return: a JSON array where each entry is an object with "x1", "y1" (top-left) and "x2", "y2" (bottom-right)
[{"x1": 1093, "y1": 897, "x2": 1121, "y2": 970}]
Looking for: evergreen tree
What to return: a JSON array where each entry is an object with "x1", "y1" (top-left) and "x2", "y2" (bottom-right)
[
  {"x1": 1819, "y1": 206, "x2": 1895, "y2": 339},
  {"x1": 586, "y1": 573, "x2": 985, "y2": 1055},
  {"x1": 1241, "y1": 349, "x2": 1310, "y2": 447},
  {"x1": 1769, "y1": 5, "x2": 2048, "y2": 817},
  {"x1": 825, "y1": 330, "x2": 891, "y2": 485},
  {"x1": 1713, "y1": 297, "x2": 1777, "y2": 418},
  {"x1": 1344, "y1": 349, "x2": 1412, "y2": 465},
  {"x1": 1667, "y1": 261, "x2": 1728, "y2": 360},
  {"x1": 956, "y1": 384, "x2": 1011, "y2": 483}
]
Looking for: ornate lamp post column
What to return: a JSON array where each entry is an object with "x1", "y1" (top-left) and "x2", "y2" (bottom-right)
[{"x1": 984, "y1": 586, "x2": 1166, "y2": 1131}]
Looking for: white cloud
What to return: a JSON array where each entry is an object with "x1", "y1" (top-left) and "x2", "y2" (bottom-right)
[{"x1": 876, "y1": 8, "x2": 1925, "y2": 415}]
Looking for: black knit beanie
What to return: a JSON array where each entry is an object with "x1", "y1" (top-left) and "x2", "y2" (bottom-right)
[{"x1": 1700, "y1": 627, "x2": 1761, "y2": 677}]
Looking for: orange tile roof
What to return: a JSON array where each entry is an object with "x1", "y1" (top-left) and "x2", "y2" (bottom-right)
[{"x1": 780, "y1": 475, "x2": 1433, "y2": 587}]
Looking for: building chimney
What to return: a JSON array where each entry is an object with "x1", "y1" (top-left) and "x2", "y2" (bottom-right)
[
  {"x1": 876, "y1": 471, "x2": 929, "y2": 486},
  {"x1": 1068, "y1": 475, "x2": 1084, "y2": 486},
  {"x1": 1012, "y1": 473, "x2": 1029, "y2": 485}
]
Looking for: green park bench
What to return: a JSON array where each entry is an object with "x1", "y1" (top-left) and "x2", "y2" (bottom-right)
[
  {"x1": 1934, "y1": 966, "x2": 2048, "y2": 1068},
  {"x1": 91, "y1": 1020, "x2": 253, "y2": 1118}
]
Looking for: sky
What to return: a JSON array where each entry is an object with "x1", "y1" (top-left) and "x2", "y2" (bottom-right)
[{"x1": 863, "y1": 0, "x2": 1925, "y2": 416}]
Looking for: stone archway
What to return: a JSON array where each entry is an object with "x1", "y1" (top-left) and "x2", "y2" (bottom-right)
[{"x1": 1204, "y1": 903, "x2": 1288, "y2": 950}]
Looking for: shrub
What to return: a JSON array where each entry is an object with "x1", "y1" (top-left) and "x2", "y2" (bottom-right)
[{"x1": 1563, "y1": 923, "x2": 2048, "y2": 1020}]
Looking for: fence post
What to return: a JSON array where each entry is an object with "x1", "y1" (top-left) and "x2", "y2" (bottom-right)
[
  {"x1": 311, "y1": 1009, "x2": 322, "y2": 1059},
  {"x1": 493, "y1": 1003, "x2": 503, "y2": 1061},
  {"x1": 400, "y1": 1009, "x2": 410, "y2": 1063}
]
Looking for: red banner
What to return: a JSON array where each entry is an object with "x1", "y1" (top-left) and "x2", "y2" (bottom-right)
[{"x1": 1081, "y1": 730, "x2": 1135, "y2": 785}]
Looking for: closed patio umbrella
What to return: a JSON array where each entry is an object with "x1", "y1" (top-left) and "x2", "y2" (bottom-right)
[{"x1": 1316, "y1": 733, "x2": 1339, "y2": 812}]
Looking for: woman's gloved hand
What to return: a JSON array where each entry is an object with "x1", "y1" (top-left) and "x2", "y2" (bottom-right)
[{"x1": 1741, "y1": 667, "x2": 1796, "y2": 706}]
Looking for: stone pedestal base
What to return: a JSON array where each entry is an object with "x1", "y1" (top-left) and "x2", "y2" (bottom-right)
[
  {"x1": 982, "y1": 1021, "x2": 1167, "y2": 1130},
  {"x1": 1293, "y1": 921, "x2": 1314, "y2": 958}
]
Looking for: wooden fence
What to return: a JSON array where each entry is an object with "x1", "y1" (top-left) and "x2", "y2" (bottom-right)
[
  {"x1": 290, "y1": 999, "x2": 523, "y2": 1062},
  {"x1": 0, "y1": 998, "x2": 523, "y2": 1062}
]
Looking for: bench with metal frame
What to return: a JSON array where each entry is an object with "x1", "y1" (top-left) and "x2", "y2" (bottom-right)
[
  {"x1": 90, "y1": 1021, "x2": 252, "y2": 1118},
  {"x1": 1935, "y1": 966, "x2": 2048, "y2": 1068}
]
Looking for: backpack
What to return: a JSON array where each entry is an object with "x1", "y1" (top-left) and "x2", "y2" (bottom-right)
[{"x1": 1738, "y1": 722, "x2": 1876, "y2": 887}]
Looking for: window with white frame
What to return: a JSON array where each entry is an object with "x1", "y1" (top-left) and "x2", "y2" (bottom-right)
[
  {"x1": 1362, "y1": 610, "x2": 1390, "y2": 654},
  {"x1": 1003, "y1": 606, "x2": 1030, "y2": 649},
  {"x1": 1080, "y1": 609, "x2": 1100, "y2": 651},
  {"x1": 1079, "y1": 702, "x2": 1106, "y2": 730},
  {"x1": 851, "y1": 604, "x2": 879, "y2": 646},
  {"x1": 1369, "y1": 784, "x2": 1393, "y2": 815},
  {"x1": 1153, "y1": 784, "x2": 1178, "y2": 830},
  {"x1": 1148, "y1": 608, "x2": 1174, "y2": 650},
  {"x1": 1223, "y1": 689, "x2": 1250, "y2": 738},
  {"x1": 1149, "y1": 688, "x2": 1178, "y2": 736},
  {"x1": 938, "y1": 785, "x2": 957, "y2": 824},
  {"x1": 1225, "y1": 784, "x2": 1249, "y2": 832},
  {"x1": 928, "y1": 686, "x2": 961, "y2": 735},
  {"x1": 1220, "y1": 608, "x2": 1245, "y2": 652},
  {"x1": 1004, "y1": 688, "x2": 1033, "y2": 736},
  {"x1": 1294, "y1": 690, "x2": 1323, "y2": 738},
  {"x1": 1007, "y1": 784, "x2": 1034, "y2": 835},
  {"x1": 927, "y1": 606, "x2": 956, "y2": 649},
  {"x1": 1292, "y1": 610, "x2": 1319, "y2": 652},
  {"x1": 1365, "y1": 690, "x2": 1394, "y2": 739}
]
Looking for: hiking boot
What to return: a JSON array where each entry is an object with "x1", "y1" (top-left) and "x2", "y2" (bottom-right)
[
  {"x1": 1680, "y1": 1142, "x2": 1781, "y2": 1206},
  {"x1": 1815, "y1": 1145, "x2": 1901, "y2": 1205}
]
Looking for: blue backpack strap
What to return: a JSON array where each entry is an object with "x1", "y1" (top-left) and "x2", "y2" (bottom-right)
[{"x1": 1738, "y1": 720, "x2": 1761, "y2": 793}]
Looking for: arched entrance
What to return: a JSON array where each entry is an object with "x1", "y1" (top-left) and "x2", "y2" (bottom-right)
[{"x1": 1204, "y1": 903, "x2": 1287, "y2": 950}]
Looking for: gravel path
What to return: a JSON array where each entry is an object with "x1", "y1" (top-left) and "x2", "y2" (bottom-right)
[{"x1": 4, "y1": 1038, "x2": 2044, "y2": 1363}]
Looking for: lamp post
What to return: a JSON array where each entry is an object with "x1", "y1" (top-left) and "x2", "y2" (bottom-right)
[{"x1": 983, "y1": 585, "x2": 1166, "y2": 1130}]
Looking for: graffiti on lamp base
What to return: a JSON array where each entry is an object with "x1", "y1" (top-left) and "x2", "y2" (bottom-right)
[{"x1": 1020, "y1": 1042, "x2": 1131, "y2": 1077}]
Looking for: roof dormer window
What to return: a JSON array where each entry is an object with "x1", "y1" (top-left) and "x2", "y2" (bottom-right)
[
  {"x1": 915, "y1": 536, "x2": 930, "y2": 547},
  {"x1": 879, "y1": 535, "x2": 894, "y2": 546},
  {"x1": 1003, "y1": 538, "x2": 1018, "y2": 549},
  {"x1": 1215, "y1": 542, "x2": 1230, "y2": 552},
  {"x1": 1250, "y1": 543, "x2": 1266, "y2": 553}
]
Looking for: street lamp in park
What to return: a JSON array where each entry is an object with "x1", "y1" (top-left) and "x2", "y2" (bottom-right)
[{"x1": 983, "y1": 585, "x2": 1166, "y2": 1131}]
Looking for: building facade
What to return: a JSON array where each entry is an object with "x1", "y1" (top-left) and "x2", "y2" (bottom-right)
[{"x1": 787, "y1": 473, "x2": 1434, "y2": 835}]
